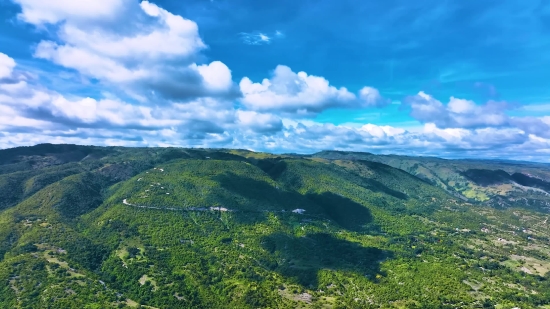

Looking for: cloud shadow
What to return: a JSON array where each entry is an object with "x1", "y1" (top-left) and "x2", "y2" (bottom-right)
[{"x1": 261, "y1": 232, "x2": 391, "y2": 288}]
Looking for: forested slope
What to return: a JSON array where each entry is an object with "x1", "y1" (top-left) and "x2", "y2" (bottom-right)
[
  {"x1": 313, "y1": 151, "x2": 550, "y2": 212},
  {"x1": 0, "y1": 144, "x2": 549, "y2": 308}
]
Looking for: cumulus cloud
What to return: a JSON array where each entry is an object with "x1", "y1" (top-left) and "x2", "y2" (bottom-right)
[
  {"x1": 510, "y1": 117, "x2": 550, "y2": 139},
  {"x1": 18, "y1": 0, "x2": 238, "y2": 101},
  {"x1": 422, "y1": 123, "x2": 528, "y2": 150},
  {"x1": 403, "y1": 92, "x2": 550, "y2": 141},
  {"x1": 239, "y1": 65, "x2": 388, "y2": 115},
  {"x1": 229, "y1": 120, "x2": 547, "y2": 160},
  {"x1": 0, "y1": 53, "x2": 16, "y2": 79},
  {"x1": 403, "y1": 91, "x2": 511, "y2": 128},
  {"x1": 1, "y1": 83, "x2": 177, "y2": 132},
  {"x1": 3, "y1": 52, "x2": 549, "y2": 161},
  {"x1": 236, "y1": 111, "x2": 283, "y2": 133},
  {"x1": 194, "y1": 61, "x2": 234, "y2": 92},
  {"x1": 361, "y1": 124, "x2": 405, "y2": 138},
  {"x1": 359, "y1": 87, "x2": 389, "y2": 108},
  {"x1": 3, "y1": 3, "x2": 550, "y2": 162},
  {"x1": 0, "y1": 53, "x2": 284, "y2": 149}
]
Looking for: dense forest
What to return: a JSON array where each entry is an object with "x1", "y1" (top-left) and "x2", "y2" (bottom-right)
[{"x1": 0, "y1": 144, "x2": 549, "y2": 308}]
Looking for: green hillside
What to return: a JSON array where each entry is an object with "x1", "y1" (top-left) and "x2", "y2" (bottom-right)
[
  {"x1": 0, "y1": 144, "x2": 549, "y2": 308},
  {"x1": 313, "y1": 151, "x2": 550, "y2": 212}
]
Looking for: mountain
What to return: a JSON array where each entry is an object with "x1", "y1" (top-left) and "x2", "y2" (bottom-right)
[
  {"x1": 0, "y1": 144, "x2": 549, "y2": 309},
  {"x1": 313, "y1": 151, "x2": 550, "y2": 212}
]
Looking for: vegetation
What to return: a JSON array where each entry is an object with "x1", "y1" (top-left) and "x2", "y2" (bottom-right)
[
  {"x1": 313, "y1": 151, "x2": 550, "y2": 212},
  {"x1": 0, "y1": 144, "x2": 549, "y2": 308}
]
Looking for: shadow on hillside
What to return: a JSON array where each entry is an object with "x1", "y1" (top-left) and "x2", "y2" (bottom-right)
[
  {"x1": 215, "y1": 173, "x2": 374, "y2": 231},
  {"x1": 306, "y1": 192, "x2": 372, "y2": 231},
  {"x1": 0, "y1": 143, "x2": 99, "y2": 165},
  {"x1": 511, "y1": 173, "x2": 550, "y2": 192},
  {"x1": 214, "y1": 173, "x2": 317, "y2": 224},
  {"x1": 355, "y1": 161, "x2": 409, "y2": 200},
  {"x1": 460, "y1": 169, "x2": 511, "y2": 186},
  {"x1": 51, "y1": 173, "x2": 107, "y2": 219},
  {"x1": 360, "y1": 178, "x2": 408, "y2": 200},
  {"x1": 255, "y1": 158, "x2": 287, "y2": 180},
  {"x1": 261, "y1": 232, "x2": 391, "y2": 288},
  {"x1": 257, "y1": 158, "x2": 407, "y2": 202}
]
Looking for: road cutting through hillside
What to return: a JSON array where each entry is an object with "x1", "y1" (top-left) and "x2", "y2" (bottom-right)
[
  {"x1": 121, "y1": 199, "x2": 322, "y2": 220},
  {"x1": 122, "y1": 199, "x2": 231, "y2": 212}
]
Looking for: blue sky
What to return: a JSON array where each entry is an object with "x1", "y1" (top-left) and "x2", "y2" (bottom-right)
[{"x1": 1, "y1": 0, "x2": 550, "y2": 161}]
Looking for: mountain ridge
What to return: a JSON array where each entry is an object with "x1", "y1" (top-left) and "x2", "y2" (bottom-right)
[{"x1": 0, "y1": 144, "x2": 549, "y2": 308}]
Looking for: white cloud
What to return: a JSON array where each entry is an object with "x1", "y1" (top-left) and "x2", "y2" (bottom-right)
[
  {"x1": 2, "y1": 70, "x2": 550, "y2": 161},
  {"x1": 238, "y1": 30, "x2": 286, "y2": 45},
  {"x1": 359, "y1": 87, "x2": 389, "y2": 107},
  {"x1": 0, "y1": 104, "x2": 50, "y2": 130},
  {"x1": 259, "y1": 33, "x2": 270, "y2": 42},
  {"x1": 19, "y1": 0, "x2": 235, "y2": 101},
  {"x1": 361, "y1": 123, "x2": 405, "y2": 138},
  {"x1": 4, "y1": 3, "x2": 550, "y2": 162},
  {"x1": 510, "y1": 117, "x2": 550, "y2": 138},
  {"x1": 0, "y1": 55, "x2": 227, "y2": 134},
  {"x1": 194, "y1": 61, "x2": 233, "y2": 92},
  {"x1": 35, "y1": 41, "x2": 149, "y2": 83},
  {"x1": 404, "y1": 92, "x2": 550, "y2": 140},
  {"x1": 447, "y1": 97, "x2": 476, "y2": 114},
  {"x1": 0, "y1": 53, "x2": 16, "y2": 79},
  {"x1": 240, "y1": 65, "x2": 385, "y2": 115},
  {"x1": 235, "y1": 120, "x2": 542, "y2": 160},
  {"x1": 404, "y1": 91, "x2": 511, "y2": 128},
  {"x1": 239, "y1": 32, "x2": 278, "y2": 45},
  {"x1": 236, "y1": 110, "x2": 282, "y2": 133},
  {"x1": 57, "y1": 1, "x2": 206, "y2": 61},
  {"x1": 13, "y1": 0, "x2": 127, "y2": 25},
  {"x1": 0, "y1": 55, "x2": 282, "y2": 147}
]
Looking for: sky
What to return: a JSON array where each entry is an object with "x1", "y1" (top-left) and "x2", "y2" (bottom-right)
[{"x1": 1, "y1": 0, "x2": 550, "y2": 161}]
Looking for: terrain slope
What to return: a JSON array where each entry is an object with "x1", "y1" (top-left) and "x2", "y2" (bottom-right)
[{"x1": 0, "y1": 144, "x2": 549, "y2": 308}]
